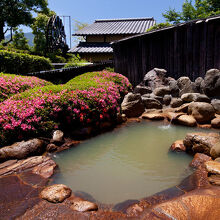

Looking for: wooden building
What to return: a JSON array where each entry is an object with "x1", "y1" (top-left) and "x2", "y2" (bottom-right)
[
  {"x1": 69, "y1": 17, "x2": 156, "y2": 62},
  {"x1": 112, "y1": 15, "x2": 220, "y2": 86}
]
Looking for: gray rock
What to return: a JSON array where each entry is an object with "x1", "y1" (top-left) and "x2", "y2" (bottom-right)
[
  {"x1": 201, "y1": 69, "x2": 220, "y2": 98},
  {"x1": 163, "y1": 95, "x2": 172, "y2": 106},
  {"x1": 170, "y1": 98, "x2": 183, "y2": 108},
  {"x1": 153, "y1": 86, "x2": 171, "y2": 97},
  {"x1": 181, "y1": 93, "x2": 210, "y2": 103},
  {"x1": 141, "y1": 97, "x2": 162, "y2": 109},
  {"x1": 177, "y1": 77, "x2": 197, "y2": 96},
  {"x1": 195, "y1": 77, "x2": 204, "y2": 93},
  {"x1": 142, "y1": 94, "x2": 163, "y2": 103},
  {"x1": 52, "y1": 130, "x2": 64, "y2": 142},
  {"x1": 188, "y1": 102, "x2": 215, "y2": 124},
  {"x1": 133, "y1": 85, "x2": 152, "y2": 95},
  {"x1": 0, "y1": 139, "x2": 45, "y2": 161},
  {"x1": 211, "y1": 99, "x2": 220, "y2": 114},
  {"x1": 168, "y1": 79, "x2": 179, "y2": 97},
  {"x1": 143, "y1": 68, "x2": 168, "y2": 90},
  {"x1": 121, "y1": 93, "x2": 145, "y2": 117}
]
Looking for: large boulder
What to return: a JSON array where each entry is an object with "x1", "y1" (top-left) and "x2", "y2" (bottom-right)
[
  {"x1": 0, "y1": 139, "x2": 45, "y2": 161},
  {"x1": 153, "y1": 86, "x2": 170, "y2": 97},
  {"x1": 183, "y1": 132, "x2": 220, "y2": 156},
  {"x1": 141, "y1": 97, "x2": 162, "y2": 109},
  {"x1": 70, "y1": 200, "x2": 98, "y2": 212},
  {"x1": 181, "y1": 93, "x2": 210, "y2": 103},
  {"x1": 210, "y1": 142, "x2": 220, "y2": 159},
  {"x1": 142, "y1": 93, "x2": 163, "y2": 103},
  {"x1": 163, "y1": 95, "x2": 172, "y2": 106},
  {"x1": 121, "y1": 93, "x2": 145, "y2": 117},
  {"x1": 201, "y1": 69, "x2": 220, "y2": 98},
  {"x1": 168, "y1": 79, "x2": 179, "y2": 97},
  {"x1": 194, "y1": 77, "x2": 204, "y2": 94},
  {"x1": 176, "y1": 115, "x2": 197, "y2": 127},
  {"x1": 190, "y1": 153, "x2": 212, "y2": 168},
  {"x1": 141, "y1": 112, "x2": 165, "y2": 120},
  {"x1": 211, "y1": 117, "x2": 220, "y2": 128},
  {"x1": 211, "y1": 99, "x2": 220, "y2": 114},
  {"x1": 205, "y1": 161, "x2": 220, "y2": 175},
  {"x1": 170, "y1": 98, "x2": 183, "y2": 108},
  {"x1": 133, "y1": 85, "x2": 152, "y2": 95},
  {"x1": 188, "y1": 102, "x2": 215, "y2": 123},
  {"x1": 143, "y1": 68, "x2": 168, "y2": 90},
  {"x1": 40, "y1": 184, "x2": 72, "y2": 203},
  {"x1": 177, "y1": 77, "x2": 197, "y2": 96}
]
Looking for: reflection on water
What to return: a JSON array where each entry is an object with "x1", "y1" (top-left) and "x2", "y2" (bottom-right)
[{"x1": 52, "y1": 121, "x2": 205, "y2": 204}]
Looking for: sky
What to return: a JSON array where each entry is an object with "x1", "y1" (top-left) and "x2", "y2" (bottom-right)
[{"x1": 22, "y1": 0, "x2": 186, "y2": 47}]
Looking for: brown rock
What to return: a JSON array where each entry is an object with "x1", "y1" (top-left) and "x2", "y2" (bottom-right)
[
  {"x1": 211, "y1": 117, "x2": 220, "y2": 128},
  {"x1": 141, "y1": 112, "x2": 165, "y2": 120},
  {"x1": 0, "y1": 139, "x2": 45, "y2": 161},
  {"x1": 210, "y1": 142, "x2": 220, "y2": 159},
  {"x1": 153, "y1": 86, "x2": 170, "y2": 96},
  {"x1": 181, "y1": 93, "x2": 210, "y2": 103},
  {"x1": 0, "y1": 156, "x2": 56, "y2": 177},
  {"x1": 170, "y1": 140, "x2": 186, "y2": 152},
  {"x1": 183, "y1": 132, "x2": 220, "y2": 155},
  {"x1": 205, "y1": 161, "x2": 220, "y2": 175},
  {"x1": 170, "y1": 98, "x2": 183, "y2": 108},
  {"x1": 215, "y1": 157, "x2": 220, "y2": 162},
  {"x1": 141, "y1": 97, "x2": 162, "y2": 109},
  {"x1": 40, "y1": 184, "x2": 72, "y2": 203},
  {"x1": 190, "y1": 153, "x2": 212, "y2": 168},
  {"x1": 70, "y1": 201, "x2": 98, "y2": 212},
  {"x1": 164, "y1": 111, "x2": 184, "y2": 122},
  {"x1": 208, "y1": 175, "x2": 220, "y2": 186},
  {"x1": 174, "y1": 103, "x2": 190, "y2": 113},
  {"x1": 126, "y1": 204, "x2": 143, "y2": 217},
  {"x1": 176, "y1": 115, "x2": 197, "y2": 127},
  {"x1": 188, "y1": 102, "x2": 215, "y2": 124},
  {"x1": 46, "y1": 143, "x2": 59, "y2": 152}
]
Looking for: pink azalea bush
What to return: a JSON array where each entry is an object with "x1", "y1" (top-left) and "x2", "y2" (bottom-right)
[
  {"x1": 0, "y1": 71, "x2": 131, "y2": 146},
  {"x1": 0, "y1": 73, "x2": 52, "y2": 102}
]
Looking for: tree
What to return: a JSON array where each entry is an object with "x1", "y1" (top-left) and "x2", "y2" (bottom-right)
[
  {"x1": 0, "y1": 0, "x2": 49, "y2": 42},
  {"x1": 163, "y1": 0, "x2": 220, "y2": 24},
  {"x1": 73, "y1": 20, "x2": 88, "y2": 44},
  {"x1": 31, "y1": 11, "x2": 55, "y2": 55},
  {"x1": 11, "y1": 28, "x2": 30, "y2": 51}
]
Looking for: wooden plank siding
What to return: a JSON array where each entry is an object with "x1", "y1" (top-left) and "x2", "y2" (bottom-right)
[{"x1": 112, "y1": 16, "x2": 220, "y2": 86}]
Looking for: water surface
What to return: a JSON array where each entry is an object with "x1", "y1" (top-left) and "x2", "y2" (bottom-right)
[{"x1": 52, "y1": 121, "x2": 205, "y2": 204}]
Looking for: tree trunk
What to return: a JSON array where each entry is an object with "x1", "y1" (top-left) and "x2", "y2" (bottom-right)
[{"x1": 0, "y1": 21, "x2": 5, "y2": 42}]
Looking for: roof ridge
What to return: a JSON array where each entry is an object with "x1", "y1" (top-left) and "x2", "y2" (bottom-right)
[{"x1": 95, "y1": 17, "x2": 154, "y2": 22}]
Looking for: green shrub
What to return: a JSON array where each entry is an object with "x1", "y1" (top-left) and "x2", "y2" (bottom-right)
[
  {"x1": 0, "y1": 72, "x2": 52, "y2": 102},
  {"x1": 146, "y1": 22, "x2": 172, "y2": 32},
  {"x1": 0, "y1": 50, "x2": 52, "y2": 74},
  {"x1": 64, "y1": 54, "x2": 90, "y2": 68},
  {"x1": 0, "y1": 71, "x2": 132, "y2": 146},
  {"x1": 47, "y1": 53, "x2": 66, "y2": 63}
]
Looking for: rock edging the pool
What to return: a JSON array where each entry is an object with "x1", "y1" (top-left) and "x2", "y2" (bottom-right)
[
  {"x1": 1, "y1": 122, "x2": 220, "y2": 219},
  {"x1": 122, "y1": 68, "x2": 220, "y2": 129}
]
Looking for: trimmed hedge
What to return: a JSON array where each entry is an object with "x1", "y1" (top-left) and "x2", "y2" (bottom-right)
[
  {"x1": 0, "y1": 50, "x2": 52, "y2": 74},
  {"x1": 0, "y1": 72, "x2": 53, "y2": 102},
  {"x1": 0, "y1": 71, "x2": 132, "y2": 146}
]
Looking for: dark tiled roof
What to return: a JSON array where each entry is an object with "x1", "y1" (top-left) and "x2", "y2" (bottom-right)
[
  {"x1": 68, "y1": 42, "x2": 113, "y2": 53},
  {"x1": 74, "y1": 17, "x2": 156, "y2": 35}
]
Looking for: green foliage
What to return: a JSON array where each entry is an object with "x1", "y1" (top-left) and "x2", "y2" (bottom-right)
[
  {"x1": 104, "y1": 67, "x2": 115, "y2": 72},
  {"x1": 64, "y1": 54, "x2": 89, "y2": 68},
  {"x1": 73, "y1": 20, "x2": 89, "y2": 44},
  {"x1": 163, "y1": 0, "x2": 220, "y2": 24},
  {"x1": 11, "y1": 28, "x2": 30, "y2": 51},
  {"x1": 146, "y1": 22, "x2": 172, "y2": 32},
  {"x1": 0, "y1": 50, "x2": 52, "y2": 74},
  {"x1": 0, "y1": 0, "x2": 49, "y2": 41},
  {"x1": 47, "y1": 53, "x2": 66, "y2": 63},
  {"x1": 31, "y1": 11, "x2": 55, "y2": 55}
]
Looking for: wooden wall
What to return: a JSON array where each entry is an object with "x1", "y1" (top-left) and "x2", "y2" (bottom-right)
[{"x1": 112, "y1": 17, "x2": 220, "y2": 86}]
